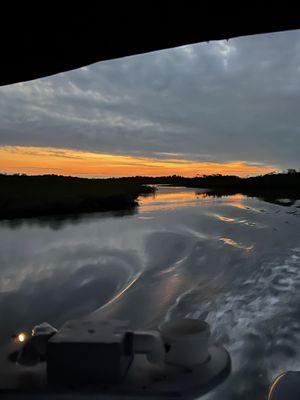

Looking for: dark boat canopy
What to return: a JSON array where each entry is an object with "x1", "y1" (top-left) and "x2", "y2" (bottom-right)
[{"x1": 1, "y1": 4, "x2": 300, "y2": 86}]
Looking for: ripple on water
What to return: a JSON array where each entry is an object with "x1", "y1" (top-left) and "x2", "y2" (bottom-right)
[
  {"x1": 166, "y1": 248, "x2": 300, "y2": 400},
  {"x1": 212, "y1": 212, "x2": 267, "y2": 229},
  {"x1": 219, "y1": 237, "x2": 255, "y2": 251}
]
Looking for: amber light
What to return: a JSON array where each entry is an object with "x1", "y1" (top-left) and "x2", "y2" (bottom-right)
[{"x1": 12, "y1": 332, "x2": 28, "y2": 343}]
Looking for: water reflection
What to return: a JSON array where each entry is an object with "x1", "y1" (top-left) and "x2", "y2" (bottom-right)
[
  {"x1": 138, "y1": 187, "x2": 207, "y2": 212},
  {"x1": 1, "y1": 208, "x2": 137, "y2": 230},
  {"x1": 215, "y1": 215, "x2": 236, "y2": 222},
  {"x1": 219, "y1": 237, "x2": 255, "y2": 251},
  {"x1": 0, "y1": 186, "x2": 300, "y2": 399},
  {"x1": 198, "y1": 190, "x2": 300, "y2": 209}
]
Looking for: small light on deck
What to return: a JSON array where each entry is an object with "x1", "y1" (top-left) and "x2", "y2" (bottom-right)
[{"x1": 17, "y1": 333, "x2": 27, "y2": 343}]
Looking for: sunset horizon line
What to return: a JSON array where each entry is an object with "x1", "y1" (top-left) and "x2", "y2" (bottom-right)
[{"x1": 0, "y1": 145, "x2": 278, "y2": 178}]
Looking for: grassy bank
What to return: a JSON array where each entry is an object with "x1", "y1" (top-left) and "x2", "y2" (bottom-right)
[{"x1": 0, "y1": 174, "x2": 154, "y2": 220}]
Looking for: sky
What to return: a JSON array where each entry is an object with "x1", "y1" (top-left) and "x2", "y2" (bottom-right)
[{"x1": 1, "y1": 28, "x2": 300, "y2": 177}]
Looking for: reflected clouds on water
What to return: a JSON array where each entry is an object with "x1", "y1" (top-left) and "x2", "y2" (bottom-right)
[{"x1": 1, "y1": 186, "x2": 300, "y2": 398}]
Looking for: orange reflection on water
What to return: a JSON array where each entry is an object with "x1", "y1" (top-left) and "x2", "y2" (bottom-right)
[
  {"x1": 196, "y1": 192, "x2": 249, "y2": 210},
  {"x1": 215, "y1": 214, "x2": 236, "y2": 222},
  {"x1": 139, "y1": 189, "x2": 201, "y2": 212},
  {"x1": 140, "y1": 190, "x2": 199, "y2": 203},
  {"x1": 220, "y1": 237, "x2": 254, "y2": 251}
]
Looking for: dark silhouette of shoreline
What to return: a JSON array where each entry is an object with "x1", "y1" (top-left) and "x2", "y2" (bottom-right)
[
  {"x1": 1, "y1": 170, "x2": 299, "y2": 220},
  {"x1": 0, "y1": 174, "x2": 154, "y2": 220},
  {"x1": 112, "y1": 170, "x2": 300, "y2": 201}
]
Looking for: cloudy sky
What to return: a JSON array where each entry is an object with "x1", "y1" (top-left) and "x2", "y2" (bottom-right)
[{"x1": 1, "y1": 28, "x2": 300, "y2": 177}]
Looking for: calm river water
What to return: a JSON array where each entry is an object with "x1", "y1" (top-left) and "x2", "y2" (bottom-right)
[{"x1": 1, "y1": 186, "x2": 300, "y2": 399}]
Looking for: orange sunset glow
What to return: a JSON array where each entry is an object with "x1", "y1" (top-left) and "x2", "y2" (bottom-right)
[{"x1": 0, "y1": 146, "x2": 277, "y2": 177}]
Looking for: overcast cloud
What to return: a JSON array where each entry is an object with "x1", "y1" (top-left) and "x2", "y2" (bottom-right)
[{"x1": 1, "y1": 29, "x2": 300, "y2": 169}]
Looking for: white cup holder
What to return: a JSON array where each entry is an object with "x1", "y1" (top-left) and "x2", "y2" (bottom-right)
[{"x1": 159, "y1": 319, "x2": 211, "y2": 367}]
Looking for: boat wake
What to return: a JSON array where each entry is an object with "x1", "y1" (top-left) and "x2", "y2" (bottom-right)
[{"x1": 166, "y1": 248, "x2": 300, "y2": 399}]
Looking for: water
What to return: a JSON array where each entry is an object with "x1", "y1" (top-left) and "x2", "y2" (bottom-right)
[{"x1": 1, "y1": 186, "x2": 300, "y2": 398}]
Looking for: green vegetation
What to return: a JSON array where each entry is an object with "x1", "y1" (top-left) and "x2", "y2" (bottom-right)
[{"x1": 0, "y1": 174, "x2": 154, "y2": 220}]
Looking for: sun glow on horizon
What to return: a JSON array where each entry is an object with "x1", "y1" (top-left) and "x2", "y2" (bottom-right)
[{"x1": 0, "y1": 146, "x2": 277, "y2": 177}]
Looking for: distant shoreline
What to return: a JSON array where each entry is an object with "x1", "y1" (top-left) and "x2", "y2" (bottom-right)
[
  {"x1": 1, "y1": 171, "x2": 299, "y2": 220},
  {"x1": 110, "y1": 171, "x2": 300, "y2": 203}
]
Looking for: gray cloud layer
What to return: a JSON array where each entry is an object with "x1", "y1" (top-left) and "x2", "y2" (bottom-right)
[{"x1": 1, "y1": 29, "x2": 300, "y2": 168}]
